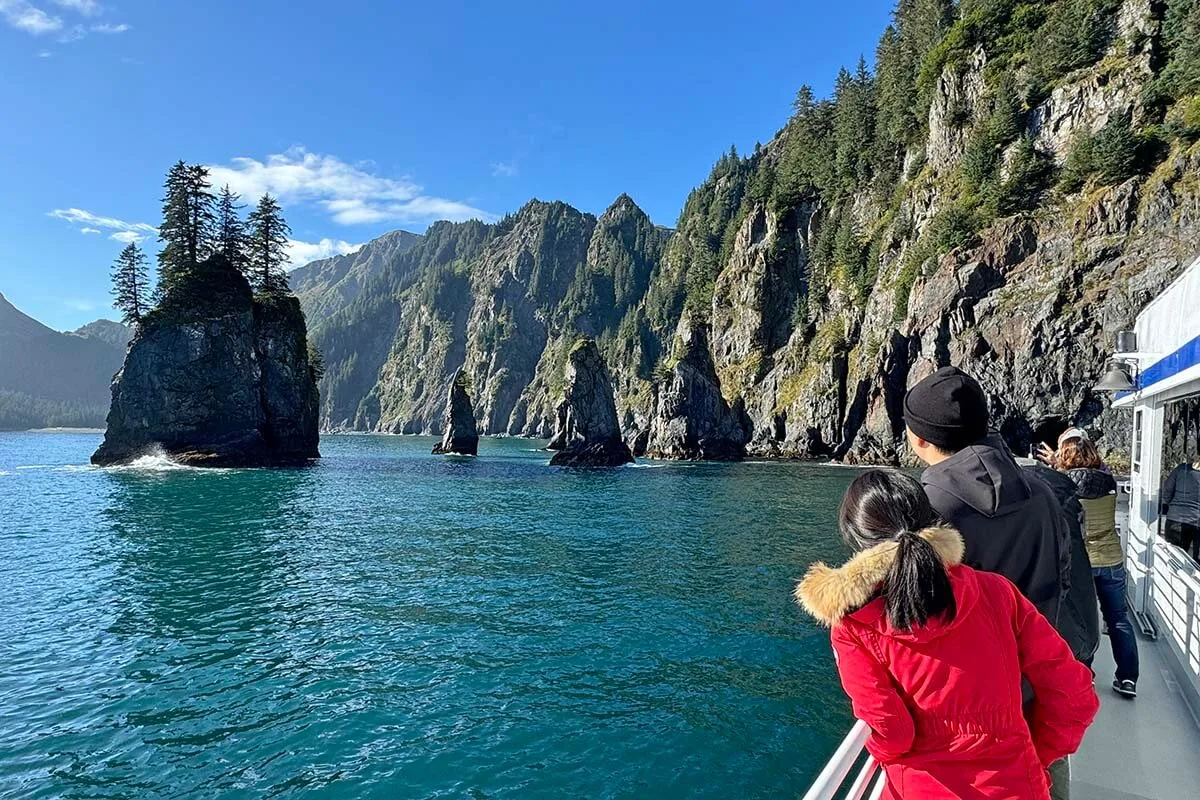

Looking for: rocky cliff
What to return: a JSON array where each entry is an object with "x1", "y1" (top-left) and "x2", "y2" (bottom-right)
[
  {"x1": 289, "y1": 230, "x2": 422, "y2": 329},
  {"x1": 546, "y1": 339, "x2": 634, "y2": 467},
  {"x1": 298, "y1": 0, "x2": 1200, "y2": 465},
  {"x1": 646, "y1": 317, "x2": 747, "y2": 460},
  {"x1": 72, "y1": 319, "x2": 133, "y2": 350},
  {"x1": 92, "y1": 255, "x2": 321, "y2": 467},
  {"x1": 432, "y1": 369, "x2": 479, "y2": 455}
]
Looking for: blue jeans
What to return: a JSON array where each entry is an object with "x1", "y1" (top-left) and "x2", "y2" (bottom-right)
[{"x1": 1093, "y1": 565, "x2": 1139, "y2": 683}]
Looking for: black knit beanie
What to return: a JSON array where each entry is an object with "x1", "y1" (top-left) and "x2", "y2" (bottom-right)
[{"x1": 903, "y1": 366, "x2": 989, "y2": 451}]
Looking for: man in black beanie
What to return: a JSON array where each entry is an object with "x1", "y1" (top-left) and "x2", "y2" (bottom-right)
[
  {"x1": 905, "y1": 366, "x2": 1078, "y2": 799},
  {"x1": 904, "y1": 366, "x2": 1068, "y2": 624}
]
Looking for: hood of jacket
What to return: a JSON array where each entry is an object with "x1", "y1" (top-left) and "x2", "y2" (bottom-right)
[
  {"x1": 794, "y1": 526, "x2": 966, "y2": 634},
  {"x1": 922, "y1": 434, "x2": 1035, "y2": 519}
]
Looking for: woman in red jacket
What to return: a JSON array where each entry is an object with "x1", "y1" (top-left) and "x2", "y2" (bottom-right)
[{"x1": 796, "y1": 469, "x2": 1098, "y2": 799}]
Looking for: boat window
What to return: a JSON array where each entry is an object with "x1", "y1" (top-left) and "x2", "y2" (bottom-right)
[
  {"x1": 1158, "y1": 395, "x2": 1200, "y2": 565},
  {"x1": 1133, "y1": 409, "x2": 1143, "y2": 474}
]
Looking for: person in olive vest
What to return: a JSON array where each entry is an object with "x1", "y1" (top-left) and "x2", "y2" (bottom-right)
[{"x1": 1058, "y1": 437, "x2": 1139, "y2": 698}]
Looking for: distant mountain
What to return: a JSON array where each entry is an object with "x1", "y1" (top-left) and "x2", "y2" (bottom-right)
[
  {"x1": 303, "y1": 197, "x2": 667, "y2": 438},
  {"x1": 290, "y1": 230, "x2": 423, "y2": 327},
  {"x1": 72, "y1": 319, "x2": 132, "y2": 349},
  {"x1": 0, "y1": 293, "x2": 126, "y2": 430}
]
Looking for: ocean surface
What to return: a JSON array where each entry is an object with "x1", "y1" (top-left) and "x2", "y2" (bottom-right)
[{"x1": 0, "y1": 432, "x2": 861, "y2": 799}]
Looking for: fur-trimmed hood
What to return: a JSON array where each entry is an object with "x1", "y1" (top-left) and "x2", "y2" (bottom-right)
[{"x1": 794, "y1": 526, "x2": 965, "y2": 627}]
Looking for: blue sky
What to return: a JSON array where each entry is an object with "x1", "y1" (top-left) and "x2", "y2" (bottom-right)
[{"x1": 0, "y1": 0, "x2": 897, "y2": 330}]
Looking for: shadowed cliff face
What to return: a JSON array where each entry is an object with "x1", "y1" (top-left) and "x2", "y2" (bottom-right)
[
  {"x1": 299, "y1": 0, "x2": 1199, "y2": 464},
  {"x1": 432, "y1": 369, "x2": 479, "y2": 456},
  {"x1": 546, "y1": 339, "x2": 633, "y2": 467},
  {"x1": 92, "y1": 256, "x2": 320, "y2": 467},
  {"x1": 647, "y1": 318, "x2": 746, "y2": 461}
]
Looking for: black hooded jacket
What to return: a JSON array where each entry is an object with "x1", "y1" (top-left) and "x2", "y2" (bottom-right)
[
  {"x1": 921, "y1": 435, "x2": 1069, "y2": 629},
  {"x1": 1021, "y1": 462, "x2": 1101, "y2": 663}
]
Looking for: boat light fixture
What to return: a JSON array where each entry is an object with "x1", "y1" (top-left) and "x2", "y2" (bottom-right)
[{"x1": 1094, "y1": 359, "x2": 1137, "y2": 392}]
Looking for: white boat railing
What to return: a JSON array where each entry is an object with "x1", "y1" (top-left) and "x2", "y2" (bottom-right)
[{"x1": 802, "y1": 719, "x2": 887, "y2": 800}]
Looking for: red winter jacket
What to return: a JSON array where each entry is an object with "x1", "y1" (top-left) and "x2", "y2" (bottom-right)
[{"x1": 796, "y1": 526, "x2": 1098, "y2": 800}]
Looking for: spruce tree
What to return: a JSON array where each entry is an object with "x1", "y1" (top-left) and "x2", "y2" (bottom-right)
[
  {"x1": 833, "y1": 59, "x2": 877, "y2": 190},
  {"x1": 873, "y1": 24, "x2": 909, "y2": 164},
  {"x1": 156, "y1": 161, "x2": 216, "y2": 296},
  {"x1": 1162, "y1": 0, "x2": 1200, "y2": 99},
  {"x1": 247, "y1": 193, "x2": 292, "y2": 295},
  {"x1": 184, "y1": 164, "x2": 217, "y2": 264},
  {"x1": 157, "y1": 160, "x2": 190, "y2": 293},
  {"x1": 900, "y1": 0, "x2": 954, "y2": 131},
  {"x1": 111, "y1": 242, "x2": 150, "y2": 325},
  {"x1": 1092, "y1": 113, "x2": 1140, "y2": 185},
  {"x1": 1028, "y1": 0, "x2": 1121, "y2": 97},
  {"x1": 216, "y1": 184, "x2": 248, "y2": 271}
]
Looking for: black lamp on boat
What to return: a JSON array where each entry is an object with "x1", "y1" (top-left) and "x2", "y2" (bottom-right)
[{"x1": 1094, "y1": 359, "x2": 1137, "y2": 392}]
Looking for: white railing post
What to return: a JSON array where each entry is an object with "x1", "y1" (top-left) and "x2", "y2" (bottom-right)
[{"x1": 801, "y1": 719, "x2": 886, "y2": 800}]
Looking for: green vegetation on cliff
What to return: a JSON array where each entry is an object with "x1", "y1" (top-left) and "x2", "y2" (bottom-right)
[{"x1": 295, "y1": 0, "x2": 1200, "y2": 465}]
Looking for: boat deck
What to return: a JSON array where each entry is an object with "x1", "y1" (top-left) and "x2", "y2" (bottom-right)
[{"x1": 1074, "y1": 629, "x2": 1200, "y2": 799}]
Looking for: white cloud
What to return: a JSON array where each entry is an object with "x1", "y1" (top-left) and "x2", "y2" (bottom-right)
[
  {"x1": 491, "y1": 160, "x2": 518, "y2": 178},
  {"x1": 49, "y1": 206, "x2": 364, "y2": 266},
  {"x1": 65, "y1": 298, "x2": 98, "y2": 311},
  {"x1": 52, "y1": 0, "x2": 100, "y2": 14},
  {"x1": 2, "y1": 2, "x2": 128, "y2": 43},
  {"x1": 50, "y1": 208, "x2": 156, "y2": 244},
  {"x1": 0, "y1": 1, "x2": 64, "y2": 35},
  {"x1": 286, "y1": 237, "x2": 362, "y2": 268},
  {"x1": 56, "y1": 22, "x2": 84, "y2": 42},
  {"x1": 37, "y1": 49, "x2": 51, "y2": 57},
  {"x1": 208, "y1": 147, "x2": 494, "y2": 226}
]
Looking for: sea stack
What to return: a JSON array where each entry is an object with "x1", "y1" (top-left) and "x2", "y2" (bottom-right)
[
  {"x1": 647, "y1": 317, "x2": 746, "y2": 461},
  {"x1": 91, "y1": 255, "x2": 321, "y2": 467},
  {"x1": 547, "y1": 339, "x2": 634, "y2": 467},
  {"x1": 432, "y1": 369, "x2": 479, "y2": 455}
]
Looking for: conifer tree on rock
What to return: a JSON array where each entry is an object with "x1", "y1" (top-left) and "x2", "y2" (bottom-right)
[
  {"x1": 157, "y1": 161, "x2": 216, "y2": 298},
  {"x1": 216, "y1": 184, "x2": 249, "y2": 274},
  {"x1": 110, "y1": 242, "x2": 150, "y2": 326},
  {"x1": 247, "y1": 193, "x2": 292, "y2": 295}
]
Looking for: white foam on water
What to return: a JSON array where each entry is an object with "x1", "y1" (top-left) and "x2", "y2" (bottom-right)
[
  {"x1": 15, "y1": 465, "x2": 50, "y2": 470},
  {"x1": 101, "y1": 446, "x2": 230, "y2": 473},
  {"x1": 0, "y1": 470, "x2": 11, "y2": 477}
]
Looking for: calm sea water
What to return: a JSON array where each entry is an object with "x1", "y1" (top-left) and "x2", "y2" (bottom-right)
[{"x1": 0, "y1": 432, "x2": 860, "y2": 799}]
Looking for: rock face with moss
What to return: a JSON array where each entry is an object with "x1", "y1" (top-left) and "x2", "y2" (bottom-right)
[
  {"x1": 431, "y1": 369, "x2": 479, "y2": 455},
  {"x1": 546, "y1": 339, "x2": 633, "y2": 467},
  {"x1": 647, "y1": 318, "x2": 746, "y2": 460},
  {"x1": 297, "y1": 0, "x2": 1200, "y2": 465},
  {"x1": 92, "y1": 255, "x2": 320, "y2": 467}
]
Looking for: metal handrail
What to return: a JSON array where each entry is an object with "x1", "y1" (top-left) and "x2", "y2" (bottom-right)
[{"x1": 802, "y1": 719, "x2": 888, "y2": 800}]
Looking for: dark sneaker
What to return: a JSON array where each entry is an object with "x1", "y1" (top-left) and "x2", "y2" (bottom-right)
[{"x1": 1113, "y1": 679, "x2": 1137, "y2": 698}]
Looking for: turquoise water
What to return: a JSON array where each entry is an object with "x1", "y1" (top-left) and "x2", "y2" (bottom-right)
[{"x1": 0, "y1": 432, "x2": 859, "y2": 799}]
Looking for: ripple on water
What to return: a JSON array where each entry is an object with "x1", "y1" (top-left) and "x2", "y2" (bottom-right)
[{"x1": 0, "y1": 432, "x2": 856, "y2": 799}]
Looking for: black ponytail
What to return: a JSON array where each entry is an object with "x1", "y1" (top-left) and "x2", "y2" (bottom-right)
[
  {"x1": 839, "y1": 469, "x2": 957, "y2": 631},
  {"x1": 882, "y1": 530, "x2": 957, "y2": 632}
]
